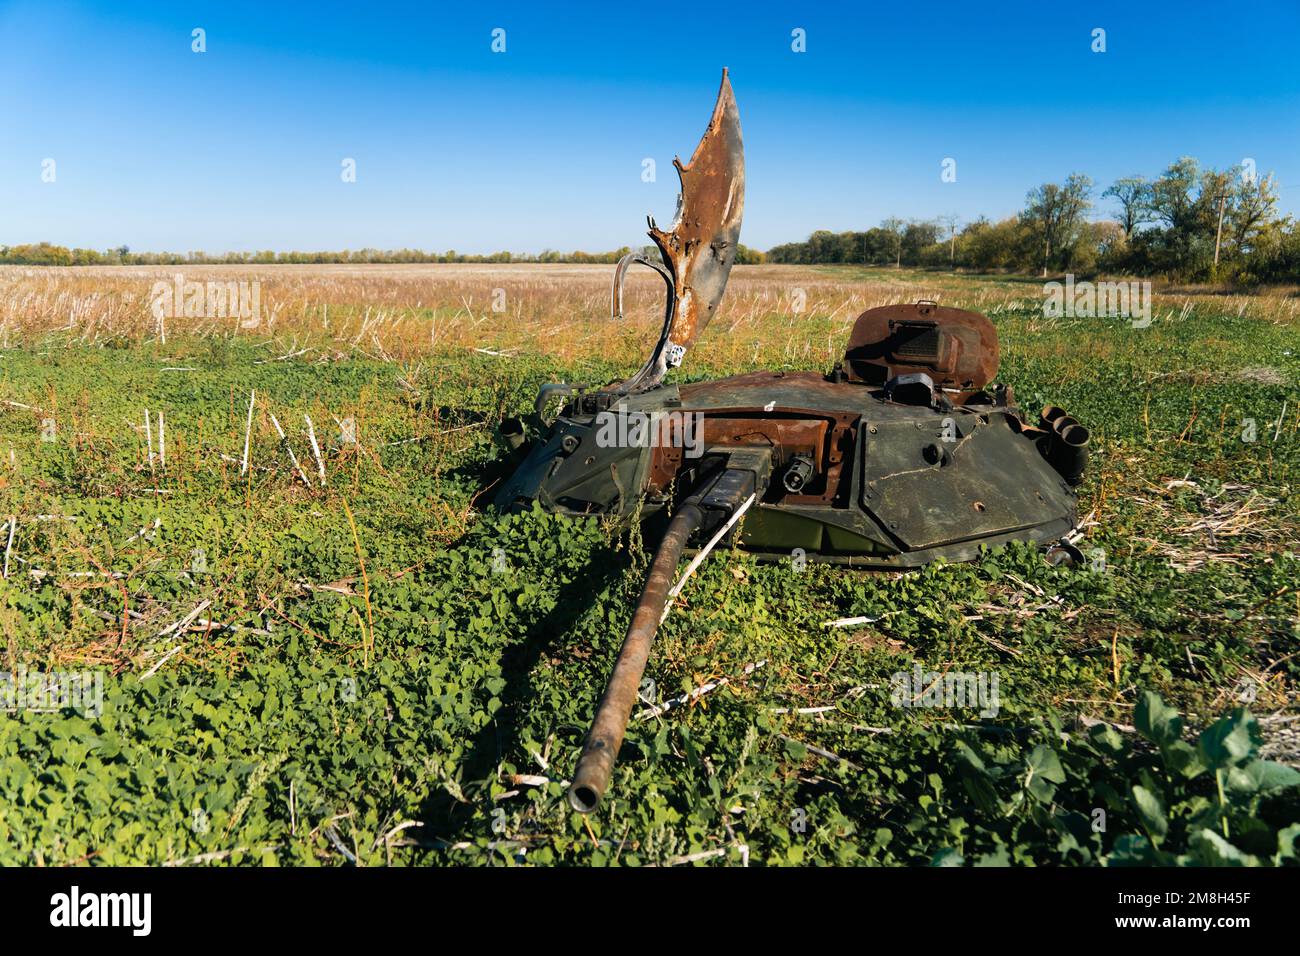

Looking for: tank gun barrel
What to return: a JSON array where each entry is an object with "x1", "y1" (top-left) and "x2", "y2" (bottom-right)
[{"x1": 568, "y1": 453, "x2": 767, "y2": 812}]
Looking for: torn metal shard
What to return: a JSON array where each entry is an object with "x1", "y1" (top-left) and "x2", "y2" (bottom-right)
[{"x1": 618, "y1": 68, "x2": 745, "y2": 394}]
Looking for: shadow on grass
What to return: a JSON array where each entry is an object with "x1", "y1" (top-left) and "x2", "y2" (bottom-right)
[{"x1": 415, "y1": 534, "x2": 634, "y2": 847}]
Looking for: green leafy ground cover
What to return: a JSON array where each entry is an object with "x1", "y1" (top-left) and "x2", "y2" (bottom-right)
[{"x1": 0, "y1": 267, "x2": 1297, "y2": 865}]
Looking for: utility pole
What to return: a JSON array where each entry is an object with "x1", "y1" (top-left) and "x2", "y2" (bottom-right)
[
  {"x1": 1213, "y1": 193, "x2": 1228, "y2": 269},
  {"x1": 939, "y1": 213, "x2": 959, "y2": 270}
]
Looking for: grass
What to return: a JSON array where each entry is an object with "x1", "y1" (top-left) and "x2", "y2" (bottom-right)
[{"x1": 0, "y1": 263, "x2": 1297, "y2": 865}]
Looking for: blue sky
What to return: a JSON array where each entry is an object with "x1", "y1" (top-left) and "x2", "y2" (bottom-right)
[{"x1": 2, "y1": 0, "x2": 1297, "y2": 254}]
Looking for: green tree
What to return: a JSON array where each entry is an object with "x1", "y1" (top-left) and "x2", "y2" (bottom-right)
[
  {"x1": 1102, "y1": 176, "x2": 1151, "y2": 237},
  {"x1": 1229, "y1": 171, "x2": 1279, "y2": 256},
  {"x1": 1023, "y1": 174, "x2": 1093, "y2": 276},
  {"x1": 880, "y1": 217, "x2": 906, "y2": 268}
]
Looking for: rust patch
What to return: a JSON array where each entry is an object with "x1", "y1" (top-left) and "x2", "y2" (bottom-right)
[
  {"x1": 648, "y1": 408, "x2": 858, "y2": 505},
  {"x1": 842, "y1": 301, "x2": 998, "y2": 391}
]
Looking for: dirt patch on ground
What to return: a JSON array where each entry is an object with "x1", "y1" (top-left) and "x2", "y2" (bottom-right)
[{"x1": 1235, "y1": 366, "x2": 1289, "y2": 386}]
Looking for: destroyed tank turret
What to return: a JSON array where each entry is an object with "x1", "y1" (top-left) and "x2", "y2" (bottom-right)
[{"x1": 492, "y1": 70, "x2": 1088, "y2": 812}]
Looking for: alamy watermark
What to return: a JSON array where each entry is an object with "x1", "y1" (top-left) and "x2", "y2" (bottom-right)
[
  {"x1": 1, "y1": 669, "x2": 104, "y2": 717},
  {"x1": 1043, "y1": 274, "x2": 1151, "y2": 328},
  {"x1": 890, "y1": 664, "x2": 1000, "y2": 718},
  {"x1": 50, "y1": 886, "x2": 150, "y2": 936},
  {"x1": 150, "y1": 273, "x2": 261, "y2": 328},
  {"x1": 594, "y1": 405, "x2": 704, "y2": 458}
]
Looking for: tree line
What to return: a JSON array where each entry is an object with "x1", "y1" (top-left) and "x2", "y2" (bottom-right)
[
  {"x1": 765, "y1": 157, "x2": 1298, "y2": 283},
  {"x1": 0, "y1": 243, "x2": 767, "y2": 267}
]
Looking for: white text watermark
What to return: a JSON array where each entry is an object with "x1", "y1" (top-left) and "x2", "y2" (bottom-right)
[{"x1": 1044, "y1": 274, "x2": 1151, "y2": 328}]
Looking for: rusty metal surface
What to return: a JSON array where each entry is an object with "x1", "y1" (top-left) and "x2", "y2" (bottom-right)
[
  {"x1": 568, "y1": 499, "x2": 704, "y2": 812},
  {"x1": 656, "y1": 413, "x2": 856, "y2": 505},
  {"x1": 842, "y1": 302, "x2": 999, "y2": 391},
  {"x1": 702, "y1": 416, "x2": 828, "y2": 461},
  {"x1": 618, "y1": 69, "x2": 745, "y2": 393}
]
